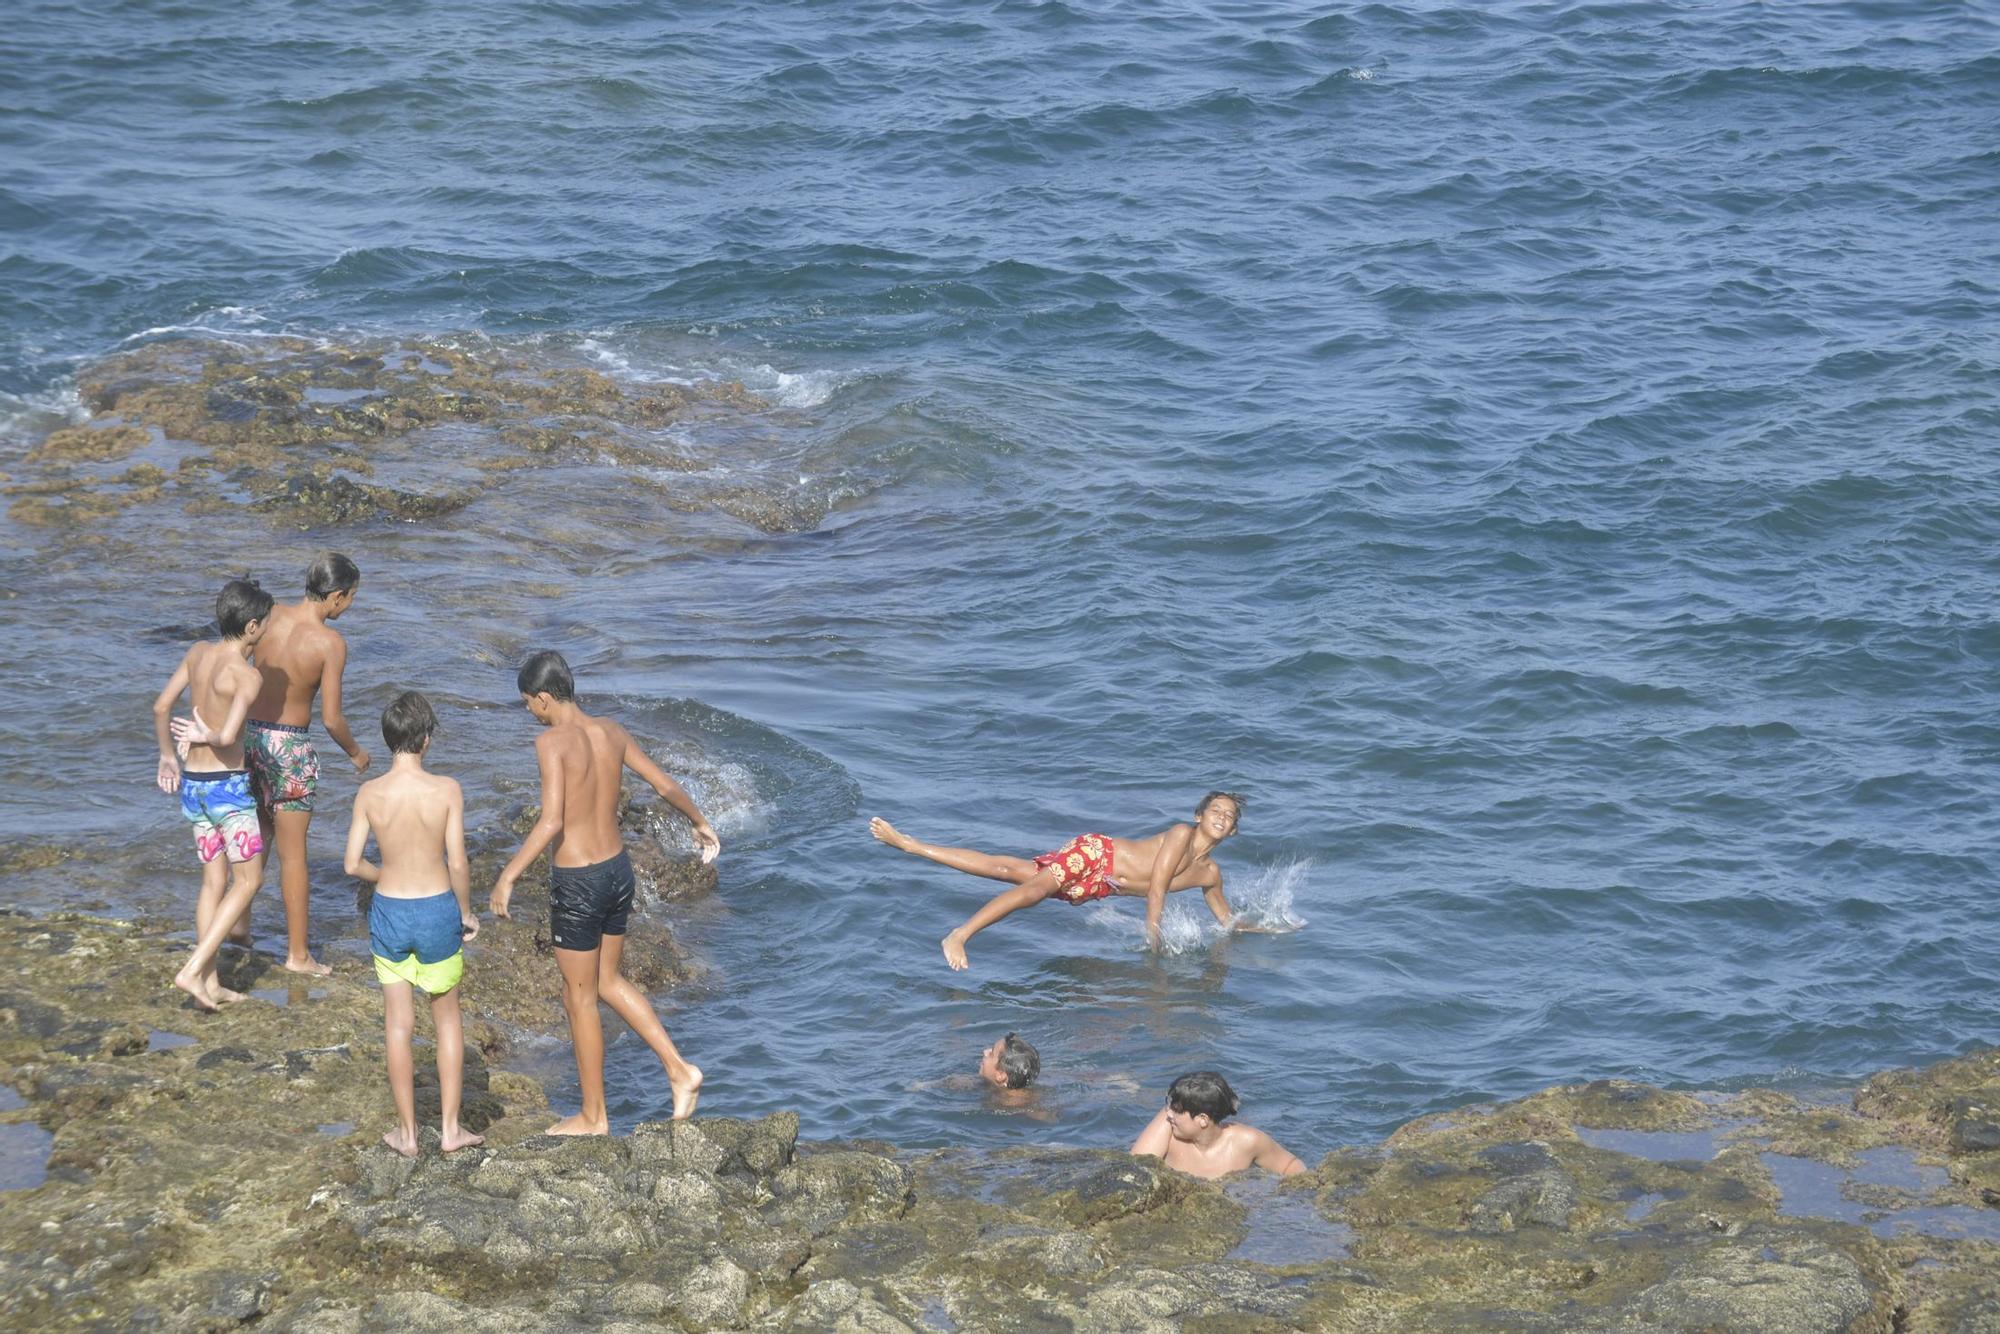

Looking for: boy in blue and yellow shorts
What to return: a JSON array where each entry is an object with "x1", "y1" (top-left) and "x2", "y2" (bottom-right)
[{"x1": 342, "y1": 691, "x2": 483, "y2": 1157}]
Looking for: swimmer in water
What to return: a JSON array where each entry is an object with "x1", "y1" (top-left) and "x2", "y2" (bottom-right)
[{"x1": 1130, "y1": 1070, "x2": 1306, "y2": 1179}]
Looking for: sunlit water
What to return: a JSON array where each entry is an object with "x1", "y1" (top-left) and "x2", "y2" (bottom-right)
[{"x1": 3, "y1": 1, "x2": 1998, "y2": 1156}]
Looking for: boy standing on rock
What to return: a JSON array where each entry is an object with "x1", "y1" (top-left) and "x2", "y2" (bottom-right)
[
  {"x1": 244, "y1": 550, "x2": 371, "y2": 977},
  {"x1": 1130, "y1": 1071, "x2": 1306, "y2": 1179},
  {"x1": 343, "y1": 691, "x2": 482, "y2": 1158},
  {"x1": 155, "y1": 578, "x2": 273, "y2": 1011},
  {"x1": 491, "y1": 650, "x2": 720, "y2": 1132}
]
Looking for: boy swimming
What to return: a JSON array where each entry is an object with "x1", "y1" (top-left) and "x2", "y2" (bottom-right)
[
  {"x1": 244, "y1": 551, "x2": 371, "y2": 977},
  {"x1": 342, "y1": 692, "x2": 482, "y2": 1158},
  {"x1": 491, "y1": 651, "x2": 720, "y2": 1131},
  {"x1": 869, "y1": 791, "x2": 1250, "y2": 970},
  {"x1": 155, "y1": 579, "x2": 273, "y2": 1011},
  {"x1": 1129, "y1": 1071, "x2": 1306, "y2": 1179}
]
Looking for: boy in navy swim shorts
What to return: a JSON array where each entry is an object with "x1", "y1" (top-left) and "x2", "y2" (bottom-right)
[
  {"x1": 343, "y1": 691, "x2": 482, "y2": 1158},
  {"x1": 492, "y1": 650, "x2": 720, "y2": 1132},
  {"x1": 155, "y1": 578, "x2": 274, "y2": 1011}
]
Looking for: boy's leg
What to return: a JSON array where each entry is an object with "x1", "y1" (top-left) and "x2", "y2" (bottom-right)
[
  {"x1": 943, "y1": 866, "x2": 1064, "y2": 971},
  {"x1": 869, "y1": 818, "x2": 1039, "y2": 883},
  {"x1": 381, "y1": 980, "x2": 419, "y2": 1157},
  {"x1": 429, "y1": 988, "x2": 484, "y2": 1152},
  {"x1": 273, "y1": 808, "x2": 330, "y2": 975},
  {"x1": 190, "y1": 848, "x2": 234, "y2": 1003},
  {"x1": 173, "y1": 851, "x2": 266, "y2": 1010},
  {"x1": 551, "y1": 945, "x2": 611, "y2": 1135},
  {"x1": 595, "y1": 933, "x2": 702, "y2": 1120}
]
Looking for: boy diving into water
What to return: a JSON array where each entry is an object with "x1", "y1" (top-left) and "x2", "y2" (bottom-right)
[
  {"x1": 342, "y1": 692, "x2": 482, "y2": 1158},
  {"x1": 155, "y1": 579, "x2": 273, "y2": 1011},
  {"x1": 870, "y1": 791, "x2": 1252, "y2": 971},
  {"x1": 492, "y1": 651, "x2": 720, "y2": 1131}
]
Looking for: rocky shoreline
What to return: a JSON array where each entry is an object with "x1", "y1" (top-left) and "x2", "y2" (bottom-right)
[{"x1": 3, "y1": 906, "x2": 1999, "y2": 1331}]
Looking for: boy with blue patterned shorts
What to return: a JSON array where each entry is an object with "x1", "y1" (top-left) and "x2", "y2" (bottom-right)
[{"x1": 343, "y1": 691, "x2": 483, "y2": 1157}]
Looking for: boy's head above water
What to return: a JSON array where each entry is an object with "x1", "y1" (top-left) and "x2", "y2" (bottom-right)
[
  {"x1": 382, "y1": 691, "x2": 440, "y2": 756},
  {"x1": 216, "y1": 578, "x2": 274, "y2": 644},
  {"x1": 305, "y1": 550, "x2": 360, "y2": 615},
  {"x1": 516, "y1": 650, "x2": 575, "y2": 719},
  {"x1": 979, "y1": 1032, "x2": 1041, "y2": 1090},
  {"x1": 1165, "y1": 1070, "x2": 1240, "y2": 1135}
]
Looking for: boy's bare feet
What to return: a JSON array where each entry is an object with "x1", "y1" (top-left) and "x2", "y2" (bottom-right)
[
  {"x1": 381, "y1": 1127, "x2": 419, "y2": 1158},
  {"x1": 670, "y1": 1063, "x2": 703, "y2": 1120},
  {"x1": 869, "y1": 817, "x2": 916, "y2": 853},
  {"x1": 547, "y1": 1112, "x2": 610, "y2": 1136},
  {"x1": 210, "y1": 982, "x2": 247, "y2": 1004},
  {"x1": 284, "y1": 954, "x2": 333, "y2": 977},
  {"x1": 942, "y1": 930, "x2": 970, "y2": 971},
  {"x1": 441, "y1": 1126, "x2": 486, "y2": 1152},
  {"x1": 174, "y1": 966, "x2": 219, "y2": 1012}
]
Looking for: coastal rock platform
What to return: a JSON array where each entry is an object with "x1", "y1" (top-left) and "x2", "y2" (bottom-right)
[{"x1": 3, "y1": 909, "x2": 1998, "y2": 1331}]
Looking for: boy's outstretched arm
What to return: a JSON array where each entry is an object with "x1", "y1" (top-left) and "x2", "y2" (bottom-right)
[
  {"x1": 152, "y1": 655, "x2": 191, "y2": 792},
  {"x1": 318, "y1": 636, "x2": 370, "y2": 773},
  {"x1": 624, "y1": 737, "x2": 721, "y2": 864},
  {"x1": 1144, "y1": 824, "x2": 1194, "y2": 949},
  {"x1": 1251, "y1": 1130, "x2": 1307, "y2": 1177},
  {"x1": 1202, "y1": 871, "x2": 1234, "y2": 928},
  {"x1": 445, "y1": 780, "x2": 476, "y2": 940},
  {"x1": 492, "y1": 738, "x2": 564, "y2": 918},
  {"x1": 342, "y1": 792, "x2": 380, "y2": 883}
]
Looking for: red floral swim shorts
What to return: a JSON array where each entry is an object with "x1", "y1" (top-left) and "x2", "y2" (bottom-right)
[{"x1": 1035, "y1": 833, "x2": 1116, "y2": 905}]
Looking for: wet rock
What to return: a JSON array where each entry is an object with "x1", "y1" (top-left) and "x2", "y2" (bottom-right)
[
  {"x1": 1607, "y1": 1228, "x2": 1880, "y2": 1333},
  {"x1": 208, "y1": 1269, "x2": 277, "y2": 1322},
  {"x1": 254, "y1": 471, "x2": 474, "y2": 526},
  {"x1": 760, "y1": 1278, "x2": 915, "y2": 1332},
  {"x1": 1466, "y1": 1165, "x2": 1578, "y2": 1233},
  {"x1": 1949, "y1": 1095, "x2": 2000, "y2": 1153}
]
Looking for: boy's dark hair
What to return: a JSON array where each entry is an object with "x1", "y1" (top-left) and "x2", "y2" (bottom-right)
[
  {"x1": 1197, "y1": 791, "x2": 1246, "y2": 821},
  {"x1": 517, "y1": 650, "x2": 575, "y2": 701},
  {"x1": 1167, "y1": 1071, "x2": 1241, "y2": 1122},
  {"x1": 216, "y1": 578, "x2": 275, "y2": 639},
  {"x1": 305, "y1": 551, "x2": 361, "y2": 600},
  {"x1": 998, "y1": 1033, "x2": 1041, "y2": 1090},
  {"x1": 381, "y1": 691, "x2": 440, "y2": 755}
]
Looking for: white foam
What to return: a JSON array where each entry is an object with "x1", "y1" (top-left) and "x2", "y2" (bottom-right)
[
  {"x1": 1086, "y1": 858, "x2": 1311, "y2": 956},
  {"x1": 0, "y1": 381, "x2": 86, "y2": 444}
]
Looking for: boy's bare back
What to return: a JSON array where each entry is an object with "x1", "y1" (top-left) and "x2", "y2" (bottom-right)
[
  {"x1": 538, "y1": 714, "x2": 635, "y2": 867},
  {"x1": 355, "y1": 768, "x2": 463, "y2": 896},
  {"x1": 250, "y1": 604, "x2": 345, "y2": 725},
  {"x1": 182, "y1": 642, "x2": 260, "y2": 771}
]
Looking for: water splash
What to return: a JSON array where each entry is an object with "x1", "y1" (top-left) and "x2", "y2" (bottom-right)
[{"x1": 1088, "y1": 858, "x2": 1311, "y2": 955}]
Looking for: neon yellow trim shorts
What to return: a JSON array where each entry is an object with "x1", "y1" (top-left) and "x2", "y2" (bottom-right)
[
  {"x1": 373, "y1": 949, "x2": 464, "y2": 994},
  {"x1": 367, "y1": 890, "x2": 465, "y2": 995}
]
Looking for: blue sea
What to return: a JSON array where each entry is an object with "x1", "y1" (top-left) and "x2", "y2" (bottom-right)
[{"x1": 3, "y1": 1, "x2": 1998, "y2": 1157}]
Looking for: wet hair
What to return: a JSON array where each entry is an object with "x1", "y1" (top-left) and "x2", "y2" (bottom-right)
[
  {"x1": 215, "y1": 578, "x2": 274, "y2": 639},
  {"x1": 516, "y1": 650, "x2": 575, "y2": 702},
  {"x1": 1197, "y1": 791, "x2": 1246, "y2": 822},
  {"x1": 998, "y1": 1033, "x2": 1041, "y2": 1090},
  {"x1": 305, "y1": 551, "x2": 360, "y2": 600},
  {"x1": 381, "y1": 691, "x2": 440, "y2": 755},
  {"x1": 1167, "y1": 1071, "x2": 1241, "y2": 1122}
]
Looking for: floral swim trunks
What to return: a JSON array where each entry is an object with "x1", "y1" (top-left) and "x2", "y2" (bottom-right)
[
  {"x1": 179, "y1": 770, "x2": 264, "y2": 864},
  {"x1": 245, "y1": 719, "x2": 319, "y2": 813},
  {"x1": 1035, "y1": 833, "x2": 1117, "y2": 905}
]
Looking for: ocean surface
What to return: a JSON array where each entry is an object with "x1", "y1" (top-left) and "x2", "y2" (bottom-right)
[{"x1": 3, "y1": 1, "x2": 1998, "y2": 1157}]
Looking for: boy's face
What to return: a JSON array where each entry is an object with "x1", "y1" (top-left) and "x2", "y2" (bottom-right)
[
  {"x1": 325, "y1": 586, "x2": 357, "y2": 619},
  {"x1": 1197, "y1": 798, "x2": 1239, "y2": 841},
  {"x1": 520, "y1": 692, "x2": 554, "y2": 725},
  {"x1": 1164, "y1": 1102, "x2": 1213, "y2": 1141},
  {"x1": 979, "y1": 1037, "x2": 1010, "y2": 1088},
  {"x1": 243, "y1": 617, "x2": 270, "y2": 648}
]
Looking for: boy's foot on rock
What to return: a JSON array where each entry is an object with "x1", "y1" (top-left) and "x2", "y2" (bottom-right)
[
  {"x1": 174, "y1": 967, "x2": 219, "y2": 1012},
  {"x1": 869, "y1": 817, "x2": 915, "y2": 853},
  {"x1": 440, "y1": 1126, "x2": 486, "y2": 1152},
  {"x1": 381, "y1": 1127, "x2": 419, "y2": 1158},
  {"x1": 211, "y1": 983, "x2": 247, "y2": 1004},
  {"x1": 670, "y1": 1064, "x2": 703, "y2": 1120},
  {"x1": 547, "y1": 1113, "x2": 610, "y2": 1136},
  {"x1": 284, "y1": 955, "x2": 333, "y2": 977},
  {"x1": 942, "y1": 931, "x2": 969, "y2": 971}
]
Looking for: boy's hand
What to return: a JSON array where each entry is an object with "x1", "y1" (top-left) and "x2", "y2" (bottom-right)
[
  {"x1": 692, "y1": 820, "x2": 721, "y2": 865},
  {"x1": 490, "y1": 872, "x2": 516, "y2": 920},
  {"x1": 348, "y1": 747, "x2": 372, "y2": 774},
  {"x1": 170, "y1": 712, "x2": 215, "y2": 747},
  {"x1": 460, "y1": 913, "x2": 480, "y2": 942},
  {"x1": 156, "y1": 755, "x2": 180, "y2": 794}
]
